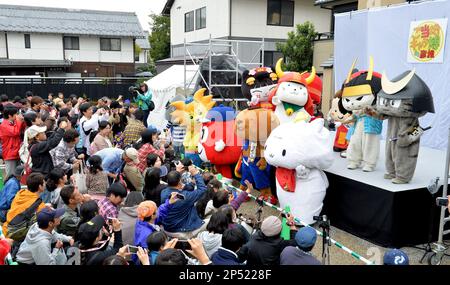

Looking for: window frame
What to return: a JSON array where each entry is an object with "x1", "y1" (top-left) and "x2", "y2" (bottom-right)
[
  {"x1": 195, "y1": 7, "x2": 206, "y2": 30},
  {"x1": 24, "y1": 34, "x2": 31, "y2": 49},
  {"x1": 267, "y1": 0, "x2": 295, "y2": 27},
  {"x1": 185, "y1": 11, "x2": 195, "y2": 32},
  {"x1": 63, "y1": 36, "x2": 80, "y2": 50},
  {"x1": 100, "y1": 38, "x2": 121, "y2": 52}
]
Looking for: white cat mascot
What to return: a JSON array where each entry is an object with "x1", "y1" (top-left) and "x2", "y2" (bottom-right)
[{"x1": 264, "y1": 119, "x2": 334, "y2": 224}]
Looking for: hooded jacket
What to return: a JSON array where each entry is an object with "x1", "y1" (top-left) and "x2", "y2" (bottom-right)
[
  {"x1": 0, "y1": 177, "x2": 21, "y2": 222},
  {"x1": 2, "y1": 189, "x2": 46, "y2": 236},
  {"x1": 15, "y1": 223, "x2": 72, "y2": 265},
  {"x1": 197, "y1": 231, "x2": 222, "y2": 258},
  {"x1": 0, "y1": 118, "x2": 25, "y2": 161},
  {"x1": 118, "y1": 205, "x2": 139, "y2": 246}
]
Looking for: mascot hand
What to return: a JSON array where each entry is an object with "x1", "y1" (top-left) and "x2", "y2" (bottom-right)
[
  {"x1": 398, "y1": 126, "x2": 424, "y2": 147},
  {"x1": 256, "y1": 158, "x2": 267, "y2": 170},
  {"x1": 214, "y1": 140, "x2": 226, "y2": 152},
  {"x1": 296, "y1": 164, "x2": 310, "y2": 179}
]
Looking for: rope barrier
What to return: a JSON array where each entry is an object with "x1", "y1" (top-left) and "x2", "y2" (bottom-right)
[{"x1": 195, "y1": 166, "x2": 375, "y2": 265}]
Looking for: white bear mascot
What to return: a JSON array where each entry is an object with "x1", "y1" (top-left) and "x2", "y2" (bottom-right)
[{"x1": 264, "y1": 119, "x2": 334, "y2": 224}]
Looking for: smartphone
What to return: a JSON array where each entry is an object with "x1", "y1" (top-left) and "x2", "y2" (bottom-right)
[
  {"x1": 174, "y1": 240, "x2": 191, "y2": 251},
  {"x1": 436, "y1": 197, "x2": 449, "y2": 207},
  {"x1": 128, "y1": 245, "x2": 139, "y2": 254},
  {"x1": 176, "y1": 193, "x2": 185, "y2": 200}
]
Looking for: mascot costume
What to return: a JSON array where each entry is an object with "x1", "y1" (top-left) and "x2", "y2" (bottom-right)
[
  {"x1": 171, "y1": 88, "x2": 215, "y2": 166},
  {"x1": 242, "y1": 66, "x2": 278, "y2": 108},
  {"x1": 198, "y1": 105, "x2": 242, "y2": 179},
  {"x1": 234, "y1": 107, "x2": 280, "y2": 203},
  {"x1": 375, "y1": 70, "x2": 434, "y2": 184},
  {"x1": 328, "y1": 90, "x2": 353, "y2": 155},
  {"x1": 268, "y1": 59, "x2": 319, "y2": 124},
  {"x1": 264, "y1": 118, "x2": 334, "y2": 224},
  {"x1": 341, "y1": 57, "x2": 383, "y2": 172}
]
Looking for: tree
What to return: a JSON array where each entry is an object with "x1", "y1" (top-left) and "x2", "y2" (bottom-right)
[
  {"x1": 276, "y1": 21, "x2": 317, "y2": 72},
  {"x1": 148, "y1": 13, "x2": 170, "y2": 63}
]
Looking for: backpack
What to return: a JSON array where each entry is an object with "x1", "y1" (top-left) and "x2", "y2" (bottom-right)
[{"x1": 7, "y1": 198, "x2": 42, "y2": 242}]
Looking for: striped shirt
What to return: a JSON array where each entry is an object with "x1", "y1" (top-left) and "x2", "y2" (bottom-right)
[{"x1": 172, "y1": 125, "x2": 186, "y2": 146}]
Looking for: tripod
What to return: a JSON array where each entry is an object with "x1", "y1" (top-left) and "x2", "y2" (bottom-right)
[
  {"x1": 315, "y1": 215, "x2": 331, "y2": 265},
  {"x1": 252, "y1": 198, "x2": 265, "y2": 235}
]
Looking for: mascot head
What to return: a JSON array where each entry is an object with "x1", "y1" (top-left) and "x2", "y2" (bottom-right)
[
  {"x1": 269, "y1": 58, "x2": 317, "y2": 117},
  {"x1": 341, "y1": 56, "x2": 382, "y2": 112},
  {"x1": 242, "y1": 66, "x2": 278, "y2": 108},
  {"x1": 235, "y1": 107, "x2": 280, "y2": 143},
  {"x1": 264, "y1": 118, "x2": 333, "y2": 170},
  {"x1": 198, "y1": 105, "x2": 242, "y2": 165}
]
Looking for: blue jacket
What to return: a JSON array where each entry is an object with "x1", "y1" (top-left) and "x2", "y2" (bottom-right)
[
  {"x1": 211, "y1": 247, "x2": 243, "y2": 265},
  {"x1": 134, "y1": 199, "x2": 173, "y2": 249},
  {"x1": 0, "y1": 177, "x2": 21, "y2": 222},
  {"x1": 95, "y1": 148, "x2": 125, "y2": 174},
  {"x1": 160, "y1": 174, "x2": 207, "y2": 232},
  {"x1": 348, "y1": 114, "x2": 382, "y2": 136}
]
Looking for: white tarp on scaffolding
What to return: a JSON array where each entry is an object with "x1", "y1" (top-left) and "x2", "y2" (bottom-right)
[
  {"x1": 145, "y1": 65, "x2": 199, "y2": 131},
  {"x1": 334, "y1": 0, "x2": 450, "y2": 150}
]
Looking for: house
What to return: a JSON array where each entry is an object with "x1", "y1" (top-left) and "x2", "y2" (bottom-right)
[
  {"x1": 135, "y1": 31, "x2": 151, "y2": 69},
  {"x1": 161, "y1": 0, "x2": 332, "y2": 68},
  {"x1": 0, "y1": 4, "x2": 147, "y2": 77}
]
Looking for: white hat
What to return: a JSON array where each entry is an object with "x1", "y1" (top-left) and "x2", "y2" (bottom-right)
[
  {"x1": 124, "y1": 148, "x2": 139, "y2": 164},
  {"x1": 28, "y1": 125, "x2": 47, "y2": 139}
]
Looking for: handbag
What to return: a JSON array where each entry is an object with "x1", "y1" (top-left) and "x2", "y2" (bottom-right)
[
  {"x1": 20, "y1": 145, "x2": 36, "y2": 185},
  {"x1": 7, "y1": 198, "x2": 42, "y2": 242},
  {"x1": 74, "y1": 161, "x2": 88, "y2": 194}
]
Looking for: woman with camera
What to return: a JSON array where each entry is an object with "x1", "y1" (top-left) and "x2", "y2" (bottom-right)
[{"x1": 132, "y1": 83, "x2": 153, "y2": 127}]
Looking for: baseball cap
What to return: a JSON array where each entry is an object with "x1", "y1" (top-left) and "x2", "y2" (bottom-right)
[
  {"x1": 77, "y1": 215, "x2": 105, "y2": 247},
  {"x1": 261, "y1": 216, "x2": 282, "y2": 237},
  {"x1": 28, "y1": 125, "x2": 47, "y2": 139},
  {"x1": 124, "y1": 148, "x2": 139, "y2": 164},
  {"x1": 383, "y1": 249, "x2": 409, "y2": 265},
  {"x1": 295, "y1": 227, "x2": 317, "y2": 249},
  {"x1": 13, "y1": 165, "x2": 24, "y2": 177},
  {"x1": 37, "y1": 207, "x2": 65, "y2": 228}
]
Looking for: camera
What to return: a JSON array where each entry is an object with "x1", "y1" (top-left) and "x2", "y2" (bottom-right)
[
  {"x1": 436, "y1": 197, "x2": 449, "y2": 207},
  {"x1": 174, "y1": 240, "x2": 192, "y2": 251},
  {"x1": 313, "y1": 215, "x2": 328, "y2": 222},
  {"x1": 128, "y1": 86, "x2": 139, "y2": 94}
]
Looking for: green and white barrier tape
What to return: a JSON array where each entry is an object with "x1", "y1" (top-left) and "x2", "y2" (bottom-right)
[{"x1": 196, "y1": 166, "x2": 375, "y2": 265}]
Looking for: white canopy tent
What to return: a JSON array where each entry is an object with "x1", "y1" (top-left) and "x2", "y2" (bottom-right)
[{"x1": 145, "y1": 65, "x2": 199, "y2": 131}]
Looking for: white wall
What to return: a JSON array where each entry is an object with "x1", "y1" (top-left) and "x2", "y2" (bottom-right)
[
  {"x1": 137, "y1": 50, "x2": 148, "y2": 64},
  {"x1": 170, "y1": 0, "x2": 230, "y2": 46},
  {"x1": 231, "y1": 0, "x2": 331, "y2": 38},
  {"x1": 7, "y1": 32, "x2": 64, "y2": 60},
  {"x1": 64, "y1": 36, "x2": 134, "y2": 63},
  {"x1": 0, "y1": 33, "x2": 6, "y2": 58}
]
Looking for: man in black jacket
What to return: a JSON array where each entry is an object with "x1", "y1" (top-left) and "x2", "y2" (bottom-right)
[
  {"x1": 28, "y1": 119, "x2": 70, "y2": 175},
  {"x1": 237, "y1": 215, "x2": 298, "y2": 265}
]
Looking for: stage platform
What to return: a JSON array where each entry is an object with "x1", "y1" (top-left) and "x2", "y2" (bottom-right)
[{"x1": 322, "y1": 136, "x2": 447, "y2": 248}]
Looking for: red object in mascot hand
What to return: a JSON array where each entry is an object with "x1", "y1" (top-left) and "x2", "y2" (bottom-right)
[{"x1": 198, "y1": 105, "x2": 242, "y2": 178}]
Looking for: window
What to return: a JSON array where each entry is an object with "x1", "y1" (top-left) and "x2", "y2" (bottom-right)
[
  {"x1": 135, "y1": 52, "x2": 140, "y2": 62},
  {"x1": 100, "y1": 38, "x2": 121, "y2": 51},
  {"x1": 267, "y1": 0, "x2": 294, "y2": 27},
  {"x1": 263, "y1": 51, "x2": 283, "y2": 66},
  {"x1": 24, "y1": 34, "x2": 31, "y2": 49},
  {"x1": 63, "y1": 36, "x2": 80, "y2": 50},
  {"x1": 195, "y1": 7, "x2": 206, "y2": 30},
  {"x1": 185, "y1": 11, "x2": 194, "y2": 32}
]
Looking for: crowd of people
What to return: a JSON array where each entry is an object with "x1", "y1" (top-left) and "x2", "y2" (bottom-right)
[{"x1": 0, "y1": 87, "x2": 410, "y2": 266}]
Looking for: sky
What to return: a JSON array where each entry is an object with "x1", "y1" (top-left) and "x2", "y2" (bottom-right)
[{"x1": 0, "y1": 0, "x2": 167, "y2": 31}]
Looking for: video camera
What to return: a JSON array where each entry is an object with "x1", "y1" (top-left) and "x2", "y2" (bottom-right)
[{"x1": 128, "y1": 85, "x2": 140, "y2": 94}]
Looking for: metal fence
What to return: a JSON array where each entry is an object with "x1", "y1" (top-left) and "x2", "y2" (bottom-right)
[{"x1": 0, "y1": 77, "x2": 142, "y2": 100}]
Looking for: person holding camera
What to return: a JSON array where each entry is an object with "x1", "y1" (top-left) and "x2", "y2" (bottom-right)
[
  {"x1": 132, "y1": 83, "x2": 153, "y2": 128},
  {"x1": 280, "y1": 226, "x2": 321, "y2": 265},
  {"x1": 122, "y1": 109, "x2": 147, "y2": 146},
  {"x1": 160, "y1": 165, "x2": 209, "y2": 239}
]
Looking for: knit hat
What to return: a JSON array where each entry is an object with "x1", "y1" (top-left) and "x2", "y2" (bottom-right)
[
  {"x1": 383, "y1": 249, "x2": 409, "y2": 265},
  {"x1": 28, "y1": 125, "x2": 47, "y2": 139},
  {"x1": 261, "y1": 216, "x2": 282, "y2": 237},
  {"x1": 137, "y1": 201, "x2": 157, "y2": 221},
  {"x1": 0, "y1": 239, "x2": 11, "y2": 265}
]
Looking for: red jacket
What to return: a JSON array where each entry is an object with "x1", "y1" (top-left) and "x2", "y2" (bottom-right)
[{"x1": 0, "y1": 119, "x2": 25, "y2": 160}]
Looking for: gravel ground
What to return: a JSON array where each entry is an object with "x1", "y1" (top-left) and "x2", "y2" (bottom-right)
[{"x1": 237, "y1": 188, "x2": 450, "y2": 266}]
